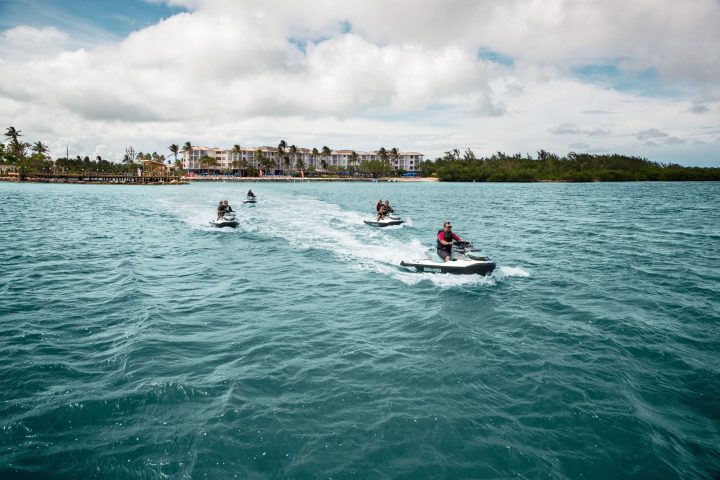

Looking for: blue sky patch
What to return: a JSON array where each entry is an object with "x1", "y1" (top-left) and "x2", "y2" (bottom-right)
[
  {"x1": 0, "y1": 0, "x2": 186, "y2": 40},
  {"x1": 571, "y1": 61, "x2": 674, "y2": 97},
  {"x1": 477, "y1": 48, "x2": 514, "y2": 66}
]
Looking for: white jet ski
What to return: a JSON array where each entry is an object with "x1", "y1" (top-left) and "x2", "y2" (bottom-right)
[
  {"x1": 209, "y1": 211, "x2": 239, "y2": 228},
  {"x1": 243, "y1": 195, "x2": 257, "y2": 204},
  {"x1": 401, "y1": 241, "x2": 495, "y2": 275},
  {"x1": 364, "y1": 212, "x2": 404, "y2": 227}
]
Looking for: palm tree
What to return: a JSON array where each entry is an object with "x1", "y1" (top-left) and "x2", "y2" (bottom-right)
[
  {"x1": 199, "y1": 155, "x2": 218, "y2": 174},
  {"x1": 4, "y1": 126, "x2": 21, "y2": 144},
  {"x1": 311, "y1": 147, "x2": 319, "y2": 169},
  {"x1": 4, "y1": 126, "x2": 24, "y2": 156},
  {"x1": 283, "y1": 156, "x2": 290, "y2": 174},
  {"x1": 349, "y1": 150, "x2": 358, "y2": 171},
  {"x1": 289, "y1": 145, "x2": 298, "y2": 173},
  {"x1": 390, "y1": 147, "x2": 399, "y2": 175},
  {"x1": 378, "y1": 147, "x2": 389, "y2": 177},
  {"x1": 255, "y1": 149, "x2": 270, "y2": 174},
  {"x1": 231, "y1": 144, "x2": 242, "y2": 165},
  {"x1": 276, "y1": 140, "x2": 286, "y2": 172},
  {"x1": 31, "y1": 141, "x2": 49, "y2": 157},
  {"x1": 181, "y1": 141, "x2": 193, "y2": 170},
  {"x1": 321, "y1": 146, "x2": 332, "y2": 171},
  {"x1": 168, "y1": 144, "x2": 179, "y2": 161}
]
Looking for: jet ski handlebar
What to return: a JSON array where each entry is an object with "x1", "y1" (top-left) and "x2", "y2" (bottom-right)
[{"x1": 452, "y1": 241, "x2": 476, "y2": 253}]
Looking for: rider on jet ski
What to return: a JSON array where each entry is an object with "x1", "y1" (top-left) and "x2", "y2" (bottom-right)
[
  {"x1": 217, "y1": 200, "x2": 226, "y2": 220},
  {"x1": 377, "y1": 203, "x2": 388, "y2": 221},
  {"x1": 437, "y1": 221, "x2": 464, "y2": 261},
  {"x1": 217, "y1": 199, "x2": 233, "y2": 220},
  {"x1": 247, "y1": 189, "x2": 256, "y2": 198}
]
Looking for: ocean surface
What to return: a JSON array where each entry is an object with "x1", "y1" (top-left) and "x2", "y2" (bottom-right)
[{"x1": 1, "y1": 181, "x2": 718, "y2": 479}]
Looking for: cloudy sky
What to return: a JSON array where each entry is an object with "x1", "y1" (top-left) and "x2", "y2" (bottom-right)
[{"x1": 1, "y1": 0, "x2": 719, "y2": 165}]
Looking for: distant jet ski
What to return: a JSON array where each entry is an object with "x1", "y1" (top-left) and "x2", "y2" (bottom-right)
[
  {"x1": 401, "y1": 241, "x2": 495, "y2": 275},
  {"x1": 209, "y1": 211, "x2": 239, "y2": 228},
  {"x1": 364, "y1": 213, "x2": 404, "y2": 227},
  {"x1": 243, "y1": 195, "x2": 257, "y2": 204}
]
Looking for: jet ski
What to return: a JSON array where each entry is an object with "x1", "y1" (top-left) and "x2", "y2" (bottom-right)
[
  {"x1": 243, "y1": 195, "x2": 257, "y2": 204},
  {"x1": 364, "y1": 212, "x2": 404, "y2": 227},
  {"x1": 209, "y1": 211, "x2": 239, "y2": 228},
  {"x1": 400, "y1": 241, "x2": 495, "y2": 275}
]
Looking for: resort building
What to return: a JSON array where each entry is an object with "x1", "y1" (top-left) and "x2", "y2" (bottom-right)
[{"x1": 182, "y1": 146, "x2": 424, "y2": 175}]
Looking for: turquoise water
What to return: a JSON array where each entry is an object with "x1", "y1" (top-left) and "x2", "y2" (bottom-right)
[{"x1": 1, "y1": 181, "x2": 718, "y2": 479}]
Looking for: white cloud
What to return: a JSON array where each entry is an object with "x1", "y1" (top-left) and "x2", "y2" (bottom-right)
[
  {"x1": 636, "y1": 128, "x2": 670, "y2": 141},
  {"x1": 0, "y1": 26, "x2": 70, "y2": 59}
]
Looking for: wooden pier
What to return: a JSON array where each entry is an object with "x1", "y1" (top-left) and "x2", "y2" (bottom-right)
[{"x1": 16, "y1": 172, "x2": 186, "y2": 184}]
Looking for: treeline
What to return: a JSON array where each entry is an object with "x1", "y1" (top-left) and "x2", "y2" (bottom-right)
[
  {"x1": 420, "y1": 149, "x2": 720, "y2": 182},
  {"x1": 2, "y1": 126, "x2": 182, "y2": 175}
]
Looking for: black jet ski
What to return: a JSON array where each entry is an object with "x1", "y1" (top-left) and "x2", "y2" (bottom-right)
[
  {"x1": 364, "y1": 212, "x2": 404, "y2": 227},
  {"x1": 209, "y1": 211, "x2": 239, "y2": 228},
  {"x1": 243, "y1": 195, "x2": 257, "y2": 204},
  {"x1": 401, "y1": 241, "x2": 495, "y2": 275}
]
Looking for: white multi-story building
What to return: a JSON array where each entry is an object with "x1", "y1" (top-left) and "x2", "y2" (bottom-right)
[{"x1": 182, "y1": 146, "x2": 424, "y2": 174}]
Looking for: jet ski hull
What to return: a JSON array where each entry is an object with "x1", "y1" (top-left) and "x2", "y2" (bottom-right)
[
  {"x1": 243, "y1": 200, "x2": 257, "y2": 204},
  {"x1": 400, "y1": 259, "x2": 496, "y2": 275},
  {"x1": 209, "y1": 220, "x2": 239, "y2": 228},
  {"x1": 364, "y1": 219, "x2": 404, "y2": 227}
]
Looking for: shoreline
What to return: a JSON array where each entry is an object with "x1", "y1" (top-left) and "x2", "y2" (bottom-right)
[
  {"x1": 186, "y1": 176, "x2": 439, "y2": 183},
  {"x1": 0, "y1": 175, "x2": 439, "y2": 184}
]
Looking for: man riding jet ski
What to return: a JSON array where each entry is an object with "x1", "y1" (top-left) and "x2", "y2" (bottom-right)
[
  {"x1": 400, "y1": 221, "x2": 495, "y2": 274},
  {"x1": 244, "y1": 189, "x2": 257, "y2": 204},
  {"x1": 210, "y1": 199, "x2": 239, "y2": 228},
  {"x1": 364, "y1": 199, "x2": 404, "y2": 227}
]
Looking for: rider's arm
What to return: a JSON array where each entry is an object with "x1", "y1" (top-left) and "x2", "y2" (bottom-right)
[{"x1": 451, "y1": 233, "x2": 462, "y2": 242}]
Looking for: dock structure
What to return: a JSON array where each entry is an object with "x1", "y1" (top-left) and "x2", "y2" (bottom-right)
[{"x1": 17, "y1": 172, "x2": 186, "y2": 184}]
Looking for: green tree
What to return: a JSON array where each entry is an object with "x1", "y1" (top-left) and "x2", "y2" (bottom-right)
[
  {"x1": 311, "y1": 147, "x2": 319, "y2": 170},
  {"x1": 4, "y1": 126, "x2": 25, "y2": 157},
  {"x1": 321, "y1": 146, "x2": 332, "y2": 171},
  {"x1": 231, "y1": 144, "x2": 242, "y2": 169},
  {"x1": 276, "y1": 140, "x2": 286, "y2": 172},
  {"x1": 168, "y1": 144, "x2": 179, "y2": 161},
  {"x1": 289, "y1": 144, "x2": 298, "y2": 172},
  {"x1": 390, "y1": 147, "x2": 399, "y2": 172},
  {"x1": 199, "y1": 155, "x2": 218, "y2": 173},
  {"x1": 31, "y1": 141, "x2": 49, "y2": 158}
]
